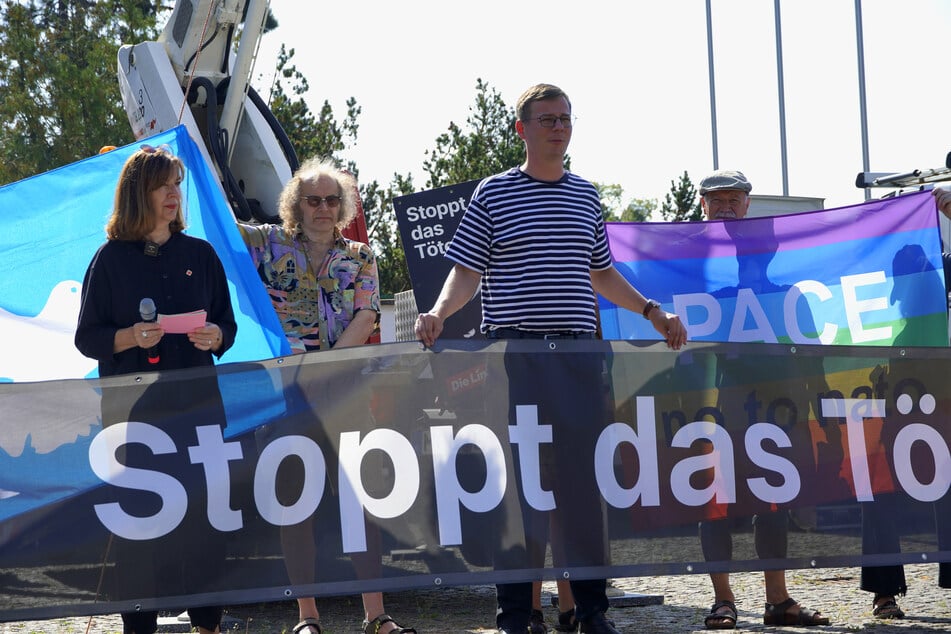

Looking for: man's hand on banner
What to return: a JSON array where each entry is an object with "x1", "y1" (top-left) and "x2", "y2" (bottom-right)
[
  {"x1": 933, "y1": 185, "x2": 951, "y2": 218},
  {"x1": 415, "y1": 312, "x2": 444, "y2": 347},
  {"x1": 649, "y1": 309, "x2": 688, "y2": 350}
]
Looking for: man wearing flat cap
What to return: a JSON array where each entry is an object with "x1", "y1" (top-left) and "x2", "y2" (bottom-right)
[
  {"x1": 698, "y1": 170, "x2": 752, "y2": 221},
  {"x1": 694, "y1": 169, "x2": 833, "y2": 630}
]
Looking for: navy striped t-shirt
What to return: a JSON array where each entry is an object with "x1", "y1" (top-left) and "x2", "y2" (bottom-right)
[{"x1": 446, "y1": 167, "x2": 612, "y2": 333}]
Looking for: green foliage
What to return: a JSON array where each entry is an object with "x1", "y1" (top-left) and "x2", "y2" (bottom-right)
[
  {"x1": 0, "y1": 0, "x2": 163, "y2": 185},
  {"x1": 422, "y1": 78, "x2": 525, "y2": 188},
  {"x1": 659, "y1": 170, "x2": 702, "y2": 222},
  {"x1": 594, "y1": 182, "x2": 657, "y2": 223},
  {"x1": 266, "y1": 45, "x2": 413, "y2": 297},
  {"x1": 267, "y1": 45, "x2": 361, "y2": 166},
  {"x1": 621, "y1": 198, "x2": 659, "y2": 222},
  {"x1": 360, "y1": 173, "x2": 415, "y2": 295}
]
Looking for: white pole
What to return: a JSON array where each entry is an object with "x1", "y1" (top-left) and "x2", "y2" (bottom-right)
[
  {"x1": 855, "y1": 0, "x2": 872, "y2": 200},
  {"x1": 774, "y1": 0, "x2": 789, "y2": 196},
  {"x1": 706, "y1": 0, "x2": 719, "y2": 170}
]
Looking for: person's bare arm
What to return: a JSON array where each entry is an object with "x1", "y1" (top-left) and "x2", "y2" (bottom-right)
[
  {"x1": 333, "y1": 309, "x2": 378, "y2": 348},
  {"x1": 591, "y1": 266, "x2": 687, "y2": 350},
  {"x1": 414, "y1": 264, "x2": 482, "y2": 347}
]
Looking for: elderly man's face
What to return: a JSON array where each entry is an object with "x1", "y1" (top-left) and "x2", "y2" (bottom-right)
[{"x1": 701, "y1": 189, "x2": 750, "y2": 221}]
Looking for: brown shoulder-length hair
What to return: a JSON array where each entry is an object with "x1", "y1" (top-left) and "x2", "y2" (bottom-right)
[
  {"x1": 105, "y1": 146, "x2": 186, "y2": 241},
  {"x1": 277, "y1": 157, "x2": 358, "y2": 236}
]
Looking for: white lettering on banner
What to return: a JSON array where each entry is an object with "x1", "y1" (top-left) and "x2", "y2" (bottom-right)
[
  {"x1": 253, "y1": 435, "x2": 326, "y2": 526},
  {"x1": 412, "y1": 239, "x2": 451, "y2": 259},
  {"x1": 672, "y1": 271, "x2": 890, "y2": 344},
  {"x1": 784, "y1": 281, "x2": 836, "y2": 344},
  {"x1": 729, "y1": 288, "x2": 776, "y2": 342},
  {"x1": 339, "y1": 429, "x2": 419, "y2": 553},
  {"x1": 670, "y1": 421, "x2": 737, "y2": 506},
  {"x1": 88, "y1": 422, "x2": 188, "y2": 540},
  {"x1": 404, "y1": 198, "x2": 467, "y2": 223},
  {"x1": 893, "y1": 424, "x2": 951, "y2": 501},
  {"x1": 673, "y1": 293, "x2": 721, "y2": 337},
  {"x1": 431, "y1": 423, "x2": 507, "y2": 545},
  {"x1": 509, "y1": 405, "x2": 555, "y2": 512},
  {"x1": 404, "y1": 197, "x2": 467, "y2": 261},
  {"x1": 820, "y1": 398, "x2": 886, "y2": 502},
  {"x1": 452, "y1": 366, "x2": 488, "y2": 392},
  {"x1": 744, "y1": 423, "x2": 800, "y2": 503},
  {"x1": 841, "y1": 271, "x2": 891, "y2": 343},
  {"x1": 188, "y1": 425, "x2": 244, "y2": 531},
  {"x1": 596, "y1": 396, "x2": 660, "y2": 508},
  {"x1": 87, "y1": 394, "x2": 951, "y2": 548}
]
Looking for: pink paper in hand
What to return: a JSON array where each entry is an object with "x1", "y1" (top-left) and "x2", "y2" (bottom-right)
[{"x1": 157, "y1": 310, "x2": 208, "y2": 334}]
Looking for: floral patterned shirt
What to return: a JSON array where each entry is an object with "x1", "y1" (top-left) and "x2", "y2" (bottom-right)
[{"x1": 238, "y1": 223, "x2": 380, "y2": 353}]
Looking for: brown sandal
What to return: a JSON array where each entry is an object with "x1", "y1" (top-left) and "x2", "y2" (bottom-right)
[
  {"x1": 763, "y1": 598, "x2": 830, "y2": 626},
  {"x1": 704, "y1": 600, "x2": 737, "y2": 629},
  {"x1": 873, "y1": 595, "x2": 905, "y2": 619},
  {"x1": 293, "y1": 617, "x2": 322, "y2": 634},
  {"x1": 363, "y1": 613, "x2": 417, "y2": 634}
]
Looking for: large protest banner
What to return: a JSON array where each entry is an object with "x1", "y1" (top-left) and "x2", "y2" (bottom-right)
[
  {"x1": 393, "y1": 180, "x2": 481, "y2": 338},
  {"x1": 600, "y1": 191, "x2": 948, "y2": 346},
  {"x1": 1, "y1": 340, "x2": 948, "y2": 621}
]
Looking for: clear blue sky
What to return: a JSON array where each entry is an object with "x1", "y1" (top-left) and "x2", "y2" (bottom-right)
[{"x1": 254, "y1": 0, "x2": 951, "y2": 213}]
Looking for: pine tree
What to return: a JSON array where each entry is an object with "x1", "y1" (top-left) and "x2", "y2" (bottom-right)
[{"x1": 659, "y1": 170, "x2": 702, "y2": 222}]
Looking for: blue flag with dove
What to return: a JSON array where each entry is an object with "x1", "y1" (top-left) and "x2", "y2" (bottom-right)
[{"x1": 0, "y1": 125, "x2": 290, "y2": 382}]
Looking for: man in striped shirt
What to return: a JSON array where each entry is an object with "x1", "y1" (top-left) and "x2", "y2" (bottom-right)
[{"x1": 415, "y1": 83, "x2": 686, "y2": 634}]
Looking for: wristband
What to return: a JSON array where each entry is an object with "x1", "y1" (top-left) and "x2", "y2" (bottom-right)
[{"x1": 642, "y1": 299, "x2": 661, "y2": 320}]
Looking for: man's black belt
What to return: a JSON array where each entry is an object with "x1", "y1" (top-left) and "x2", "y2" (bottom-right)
[{"x1": 486, "y1": 327, "x2": 595, "y2": 340}]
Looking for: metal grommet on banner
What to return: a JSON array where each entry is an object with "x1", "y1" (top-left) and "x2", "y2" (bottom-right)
[
  {"x1": 134, "y1": 604, "x2": 142, "y2": 612},
  {"x1": 790, "y1": 346, "x2": 797, "y2": 354},
  {"x1": 561, "y1": 570, "x2": 570, "y2": 579},
  {"x1": 434, "y1": 577, "x2": 442, "y2": 586},
  {"x1": 549, "y1": 342, "x2": 557, "y2": 350},
  {"x1": 284, "y1": 588, "x2": 293, "y2": 597}
]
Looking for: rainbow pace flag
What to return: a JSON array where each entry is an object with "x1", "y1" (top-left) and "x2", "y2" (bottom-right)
[
  {"x1": 600, "y1": 191, "x2": 948, "y2": 346},
  {"x1": 0, "y1": 125, "x2": 290, "y2": 382}
]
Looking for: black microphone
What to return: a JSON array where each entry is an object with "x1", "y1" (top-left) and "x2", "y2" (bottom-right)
[{"x1": 139, "y1": 297, "x2": 160, "y2": 365}]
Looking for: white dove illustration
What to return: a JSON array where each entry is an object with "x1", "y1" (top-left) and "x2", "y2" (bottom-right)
[{"x1": 0, "y1": 280, "x2": 97, "y2": 382}]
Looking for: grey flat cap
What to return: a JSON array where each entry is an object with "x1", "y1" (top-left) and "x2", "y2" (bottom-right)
[{"x1": 699, "y1": 170, "x2": 752, "y2": 195}]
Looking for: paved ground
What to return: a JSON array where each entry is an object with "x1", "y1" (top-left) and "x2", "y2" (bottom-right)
[{"x1": 2, "y1": 564, "x2": 950, "y2": 633}]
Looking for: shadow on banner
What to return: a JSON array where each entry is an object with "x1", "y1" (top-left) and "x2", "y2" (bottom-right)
[{"x1": 0, "y1": 340, "x2": 949, "y2": 621}]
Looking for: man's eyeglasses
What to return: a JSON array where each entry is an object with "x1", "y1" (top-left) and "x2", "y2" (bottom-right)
[
  {"x1": 303, "y1": 195, "x2": 342, "y2": 209},
  {"x1": 534, "y1": 115, "x2": 575, "y2": 128}
]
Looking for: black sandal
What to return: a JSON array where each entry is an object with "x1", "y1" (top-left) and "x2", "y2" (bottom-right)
[
  {"x1": 530, "y1": 608, "x2": 549, "y2": 633},
  {"x1": 553, "y1": 607, "x2": 578, "y2": 632},
  {"x1": 292, "y1": 617, "x2": 322, "y2": 634},
  {"x1": 763, "y1": 598, "x2": 830, "y2": 626},
  {"x1": 704, "y1": 600, "x2": 737, "y2": 630},
  {"x1": 873, "y1": 595, "x2": 905, "y2": 619},
  {"x1": 363, "y1": 613, "x2": 417, "y2": 634}
]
